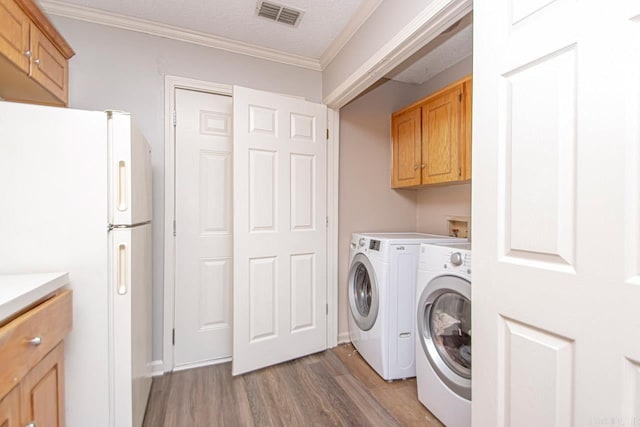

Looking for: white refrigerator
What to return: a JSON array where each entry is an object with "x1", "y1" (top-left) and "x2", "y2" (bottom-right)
[{"x1": 0, "y1": 101, "x2": 153, "y2": 427}]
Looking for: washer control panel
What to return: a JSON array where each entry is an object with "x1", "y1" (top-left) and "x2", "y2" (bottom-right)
[{"x1": 442, "y1": 250, "x2": 471, "y2": 275}]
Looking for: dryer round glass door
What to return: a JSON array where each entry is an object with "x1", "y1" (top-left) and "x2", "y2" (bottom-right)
[
  {"x1": 348, "y1": 253, "x2": 379, "y2": 331},
  {"x1": 417, "y1": 275, "x2": 471, "y2": 400}
]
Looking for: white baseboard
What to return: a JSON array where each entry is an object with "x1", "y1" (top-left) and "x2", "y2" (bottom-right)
[
  {"x1": 173, "y1": 356, "x2": 232, "y2": 372},
  {"x1": 151, "y1": 360, "x2": 164, "y2": 377},
  {"x1": 338, "y1": 331, "x2": 351, "y2": 344}
]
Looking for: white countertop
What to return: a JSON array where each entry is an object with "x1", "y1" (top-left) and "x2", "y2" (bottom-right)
[{"x1": 0, "y1": 272, "x2": 69, "y2": 324}]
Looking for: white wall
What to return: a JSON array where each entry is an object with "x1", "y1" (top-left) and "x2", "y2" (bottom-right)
[
  {"x1": 323, "y1": 0, "x2": 437, "y2": 99},
  {"x1": 50, "y1": 16, "x2": 323, "y2": 361}
]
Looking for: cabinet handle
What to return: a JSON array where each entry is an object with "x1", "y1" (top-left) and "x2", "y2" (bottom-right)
[
  {"x1": 24, "y1": 50, "x2": 31, "y2": 57},
  {"x1": 414, "y1": 164, "x2": 419, "y2": 171},
  {"x1": 421, "y1": 164, "x2": 426, "y2": 169},
  {"x1": 26, "y1": 422, "x2": 37, "y2": 427},
  {"x1": 28, "y1": 336, "x2": 42, "y2": 346},
  {"x1": 33, "y1": 58, "x2": 40, "y2": 66}
]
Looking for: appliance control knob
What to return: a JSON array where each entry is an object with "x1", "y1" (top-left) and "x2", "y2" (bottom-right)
[
  {"x1": 359, "y1": 238, "x2": 366, "y2": 247},
  {"x1": 450, "y1": 252, "x2": 463, "y2": 266}
]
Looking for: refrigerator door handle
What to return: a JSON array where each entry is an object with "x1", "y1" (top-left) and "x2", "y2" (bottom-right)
[
  {"x1": 118, "y1": 160, "x2": 128, "y2": 212},
  {"x1": 117, "y1": 243, "x2": 128, "y2": 295}
]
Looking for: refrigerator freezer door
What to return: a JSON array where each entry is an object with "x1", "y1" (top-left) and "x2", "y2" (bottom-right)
[
  {"x1": 109, "y1": 111, "x2": 152, "y2": 226},
  {"x1": 110, "y1": 224, "x2": 152, "y2": 427}
]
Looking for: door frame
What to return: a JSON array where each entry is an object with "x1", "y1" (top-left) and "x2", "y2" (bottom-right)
[{"x1": 162, "y1": 75, "x2": 340, "y2": 372}]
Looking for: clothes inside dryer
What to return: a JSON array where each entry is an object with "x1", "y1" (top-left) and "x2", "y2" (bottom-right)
[{"x1": 429, "y1": 292, "x2": 472, "y2": 378}]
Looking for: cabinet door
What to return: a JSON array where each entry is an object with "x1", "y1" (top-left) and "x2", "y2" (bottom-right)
[
  {"x1": 461, "y1": 79, "x2": 472, "y2": 180},
  {"x1": 20, "y1": 343, "x2": 65, "y2": 427},
  {"x1": 30, "y1": 25, "x2": 68, "y2": 104},
  {"x1": 0, "y1": 386, "x2": 20, "y2": 427},
  {"x1": 0, "y1": 0, "x2": 30, "y2": 73},
  {"x1": 421, "y1": 85, "x2": 462, "y2": 185},
  {"x1": 391, "y1": 107, "x2": 422, "y2": 188}
]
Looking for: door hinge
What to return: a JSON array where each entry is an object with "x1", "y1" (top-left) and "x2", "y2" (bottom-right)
[
  {"x1": 173, "y1": 110, "x2": 177, "y2": 127},
  {"x1": 326, "y1": 216, "x2": 329, "y2": 228},
  {"x1": 458, "y1": 93, "x2": 462, "y2": 102},
  {"x1": 173, "y1": 219, "x2": 176, "y2": 236},
  {"x1": 172, "y1": 328, "x2": 175, "y2": 345},
  {"x1": 458, "y1": 168, "x2": 462, "y2": 176},
  {"x1": 326, "y1": 304, "x2": 328, "y2": 315},
  {"x1": 326, "y1": 128, "x2": 329, "y2": 140}
]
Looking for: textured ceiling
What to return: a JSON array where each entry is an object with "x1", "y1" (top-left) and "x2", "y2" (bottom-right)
[{"x1": 43, "y1": 0, "x2": 369, "y2": 59}]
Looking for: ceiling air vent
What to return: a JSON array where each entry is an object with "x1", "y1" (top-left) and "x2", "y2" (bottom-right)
[{"x1": 256, "y1": 1, "x2": 304, "y2": 27}]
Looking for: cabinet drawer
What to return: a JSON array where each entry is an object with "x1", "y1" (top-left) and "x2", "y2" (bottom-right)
[{"x1": 0, "y1": 290, "x2": 72, "y2": 400}]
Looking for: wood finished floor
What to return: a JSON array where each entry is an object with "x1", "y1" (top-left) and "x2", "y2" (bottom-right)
[{"x1": 143, "y1": 344, "x2": 443, "y2": 426}]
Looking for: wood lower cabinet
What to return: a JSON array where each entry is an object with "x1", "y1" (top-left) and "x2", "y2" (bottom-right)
[
  {"x1": 0, "y1": 0, "x2": 74, "y2": 105},
  {"x1": 391, "y1": 75, "x2": 472, "y2": 188},
  {"x1": 0, "y1": 386, "x2": 20, "y2": 427},
  {"x1": 0, "y1": 290, "x2": 72, "y2": 427},
  {"x1": 20, "y1": 344, "x2": 65, "y2": 427}
]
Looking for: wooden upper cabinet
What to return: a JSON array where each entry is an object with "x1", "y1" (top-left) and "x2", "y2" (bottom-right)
[
  {"x1": 391, "y1": 107, "x2": 422, "y2": 188},
  {"x1": 0, "y1": 0, "x2": 74, "y2": 106},
  {"x1": 391, "y1": 75, "x2": 472, "y2": 188},
  {"x1": 421, "y1": 84, "x2": 462, "y2": 185}
]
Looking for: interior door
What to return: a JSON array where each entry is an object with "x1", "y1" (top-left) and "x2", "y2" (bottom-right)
[
  {"x1": 473, "y1": 1, "x2": 640, "y2": 426},
  {"x1": 174, "y1": 88, "x2": 234, "y2": 368},
  {"x1": 232, "y1": 85, "x2": 327, "y2": 375}
]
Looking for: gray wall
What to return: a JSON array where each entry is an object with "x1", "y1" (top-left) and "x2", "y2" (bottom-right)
[{"x1": 51, "y1": 16, "x2": 323, "y2": 361}]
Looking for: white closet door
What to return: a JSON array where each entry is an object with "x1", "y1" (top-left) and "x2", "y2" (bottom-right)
[
  {"x1": 174, "y1": 89, "x2": 233, "y2": 368},
  {"x1": 232, "y1": 86, "x2": 327, "y2": 375},
  {"x1": 473, "y1": 1, "x2": 640, "y2": 426}
]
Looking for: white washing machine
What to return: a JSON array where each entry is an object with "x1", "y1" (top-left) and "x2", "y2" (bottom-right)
[
  {"x1": 416, "y1": 242, "x2": 472, "y2": 427},
  {"x1": 347, "y1": 232, "x2": 466, "y2": 381}
]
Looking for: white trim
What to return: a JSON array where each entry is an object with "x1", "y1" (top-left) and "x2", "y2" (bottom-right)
[
  {"x1": 39, "y1": 0, "x2": 321, "y2": 71},
  {"x1": 326, "y1": 108, "x2": 340, "y2": 349},
  {"x1": 151, "y1": 360, "x2": 164, "y2": 377},
  {"x1": 338, "y1": 332, "x2": 351, "y2": 345},
  {"x1": 323, "y1": 0, "x2": 473, "y2": 109},
  {"x1": 319, "y1": 0, "x2": 384, "y2": 69},
  {"x1": 173, "y1": 357, "x2": 232, "y2": 372},
  {"x1": 163, "y1": 75, "x2": 233, "y2": 373}
]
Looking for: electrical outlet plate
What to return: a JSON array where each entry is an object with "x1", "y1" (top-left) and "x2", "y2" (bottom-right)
[{"x1": 446, "y1": 216, "x2": 470, "y2": 239}]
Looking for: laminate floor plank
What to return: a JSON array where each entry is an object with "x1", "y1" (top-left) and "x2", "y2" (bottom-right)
[
  {"x1": 143, "y1": 344, "x2": 444, "y2": 427},
  {"x1": 333, "y1": 374, "x2": 402, "y2": 427}
]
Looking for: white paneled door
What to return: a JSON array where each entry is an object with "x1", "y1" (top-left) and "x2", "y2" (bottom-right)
[
  {"x1": 474, "y1": 1, "x2": 640, "y2": 426},
  {"x1": 174, "y1": 89, "x2": 234, "y2": 368},
  {"x1": 232, "y1": 86, "x2": 327, "y2": 375}
]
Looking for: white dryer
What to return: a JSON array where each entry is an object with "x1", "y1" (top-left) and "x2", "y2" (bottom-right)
[
  {"x1": 416, "y1": 242, "x2": 472, "y2": 427},
  {"x1": 347, "y1": 232, "x2": 466, "y2": 381}
]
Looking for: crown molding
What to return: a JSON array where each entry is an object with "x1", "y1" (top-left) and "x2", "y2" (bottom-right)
[
  {"x1": 38, "y1": 0, "x2": 322, "y2": 71},
  {"x1": 319, "y1": 0, "x2": 383, "y2": 69}
]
